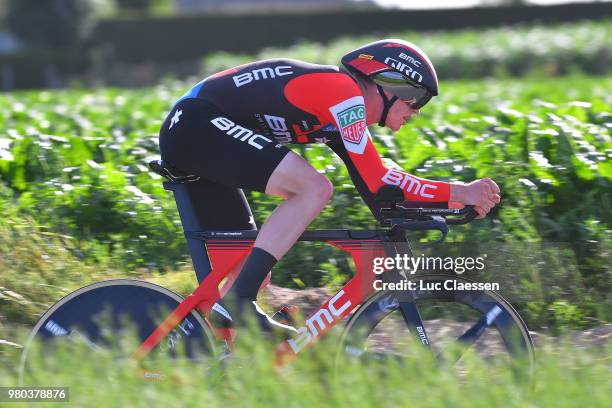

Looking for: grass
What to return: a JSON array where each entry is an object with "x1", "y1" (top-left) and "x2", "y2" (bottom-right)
[{"x1": 0, "y1": 325, "x2": 609, "y2": 407}]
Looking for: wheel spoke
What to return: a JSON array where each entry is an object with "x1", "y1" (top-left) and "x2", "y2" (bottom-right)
[
  {"x1": 435, "y1": 315, "x2": 488, "y2": 363},
  {"x1": 435, "y1": 304, "x2": 505, "y2": 364}
]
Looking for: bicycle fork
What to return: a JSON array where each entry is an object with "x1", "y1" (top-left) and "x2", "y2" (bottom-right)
[{"x1": 381, "y1": 240, "x2": 434, "y2": 352}]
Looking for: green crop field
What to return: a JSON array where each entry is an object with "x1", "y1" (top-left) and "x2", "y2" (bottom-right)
[
  {"x1": 0, "y1": 74, "x2": 609, "y2": 334},
  {"x1": 203, "y1": 19, "x2": 612, "y2": 79}
]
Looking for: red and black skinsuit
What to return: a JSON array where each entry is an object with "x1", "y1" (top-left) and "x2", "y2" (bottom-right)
[{"x1": 159, "y1": 58, "x2": 450, "y2": 230}]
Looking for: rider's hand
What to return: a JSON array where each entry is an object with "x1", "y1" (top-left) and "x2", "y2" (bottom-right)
[{"x1": 450, "y1": 178, "x2": 501, "y2": 219}]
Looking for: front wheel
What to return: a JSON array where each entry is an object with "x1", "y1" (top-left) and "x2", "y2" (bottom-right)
[
  {"x1": 19, "y1": 279, "x2": 216, "y2": 384},
  {"x1": 338, "y1": 274, "x2": 534, "y2": 380}
]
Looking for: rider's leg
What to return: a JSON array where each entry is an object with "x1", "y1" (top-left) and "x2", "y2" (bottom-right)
[
  {"x1": 223, "y1": 151, "x2": 332, "y2": 329},
  {"x1": 159, "y1": 99, "x2": 325, "y2": 332},
  {"x1": 260, "y1": 151, "x2": 334, "y2": 258}
]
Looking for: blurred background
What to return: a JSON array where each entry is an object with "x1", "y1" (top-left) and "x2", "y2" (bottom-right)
[
  {"x1": 0, "y1": 0, "x2": 610, "y2": 342},
  {"x1": 0, "y1": 0, "x2": 610, "y2": 88}
]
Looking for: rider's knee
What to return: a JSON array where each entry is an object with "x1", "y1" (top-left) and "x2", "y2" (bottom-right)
[{"x1": 305, "y1": 173, "x2": 333, "y2": 204}]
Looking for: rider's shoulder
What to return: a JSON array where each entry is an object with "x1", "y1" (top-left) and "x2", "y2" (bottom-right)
[
  {"x1": 245, "y1": 57, "x2": 338, "y2": 71},
  {"x1": 228, "y1": 58, "x2": 354, "y2": 83},
  {"x1": 226, "y1": 58, "x2": 360, "y2": 98}
]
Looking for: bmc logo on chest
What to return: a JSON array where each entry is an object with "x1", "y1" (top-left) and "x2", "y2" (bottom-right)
[
  {"x1": 264, "y1": 114, "x2": 292, "y2": 143},
  {"x1": 287, "y1": 290, "x2": 352, "y2": 353},
  {"x1": 233, "y1": 66, "x2": 294, "y2": 87},
  {"x1": 210, "y1": 117, "x2": 273, "y2": 150}
]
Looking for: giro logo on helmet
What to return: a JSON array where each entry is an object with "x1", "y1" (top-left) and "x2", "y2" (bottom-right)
[{"x1": 384, "y1": 57, "x2": 424, "y2": 83}]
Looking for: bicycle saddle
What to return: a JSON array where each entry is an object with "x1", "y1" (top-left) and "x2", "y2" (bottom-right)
[{"x1": 148, "y1": 160, "x2": 200, "y2": 184}]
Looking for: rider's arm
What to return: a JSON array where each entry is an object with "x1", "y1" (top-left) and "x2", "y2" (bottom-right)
[
  {"x1": 323, "y1": 89, "x2": 450, "y2": 203},
  {"x1": 327, "y1": 116, "x2": 451, "y2": 203},
  {"x1": 285, "y1": 72, "x2": 450, "y2": 203},
  {"x1": 326, "y1": 139, "x2": 449, "y2": 211}
]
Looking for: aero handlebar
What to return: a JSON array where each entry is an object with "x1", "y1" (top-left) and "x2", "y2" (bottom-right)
[{"x1": 383, "y1": 205, "x2": 478, "y2": 244}]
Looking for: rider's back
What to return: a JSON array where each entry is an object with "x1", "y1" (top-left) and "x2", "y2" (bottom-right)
[{"x1": 175, "y1": 58, "x2": 362, "y2": 145}]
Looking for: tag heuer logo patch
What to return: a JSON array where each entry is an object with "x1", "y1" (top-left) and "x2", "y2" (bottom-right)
[
  {"x1": 338, "y1": 105, "x2": 366, "y2": 144},
  {"x1": 329, "y1": 96, "x2": 369, "y2": 155}
]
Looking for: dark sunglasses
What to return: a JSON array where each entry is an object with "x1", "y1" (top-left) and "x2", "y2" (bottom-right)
[{"x1": 373, "y1": 71, "x2": 433, "y2": 109}]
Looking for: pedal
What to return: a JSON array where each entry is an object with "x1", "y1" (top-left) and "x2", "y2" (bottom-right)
[{"x1": 271, "y1": 304, "x2": 299, "y2": 326}]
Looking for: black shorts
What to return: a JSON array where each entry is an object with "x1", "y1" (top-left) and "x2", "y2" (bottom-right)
[
  {"x1": 158, "y1": 98, "x2": 291, "y2": 230},
  {"x1": 159, "y1": 98, "x2": 291, "y2": 193}
]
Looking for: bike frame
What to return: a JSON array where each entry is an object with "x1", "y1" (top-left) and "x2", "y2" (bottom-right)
[
  {"x1": 132, "y1": 178, "x2": 432, "y2": 366},
  {"x1": 132, "y1": 229, "x2": 430, "y2": 364}
]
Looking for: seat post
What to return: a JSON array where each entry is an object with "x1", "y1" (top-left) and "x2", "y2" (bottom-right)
[{"x1": 163, "y1": 181, "x2": 211, "y2": 284}]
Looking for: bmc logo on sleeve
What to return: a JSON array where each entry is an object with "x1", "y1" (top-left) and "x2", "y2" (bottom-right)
[
  {"x1": 329, "y1": 96, "x2": 370, "y2": 154},
  {"x1": 382, "y1": 168, "x2": 438, "y2": 199}
]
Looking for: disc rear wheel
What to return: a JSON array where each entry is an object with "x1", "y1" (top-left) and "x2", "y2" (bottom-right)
[{"x1": 19, "y1": 279, "x2": 215, "y2": 384}]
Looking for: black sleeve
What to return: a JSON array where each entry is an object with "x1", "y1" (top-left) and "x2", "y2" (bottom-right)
[{"x1": 326, "y1": 140, "x2": 385, "y2": 221}]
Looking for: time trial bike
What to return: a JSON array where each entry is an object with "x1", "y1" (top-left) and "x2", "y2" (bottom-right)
[{"x1": 19, "y1": 160, "x2": 534, "y2": 383}]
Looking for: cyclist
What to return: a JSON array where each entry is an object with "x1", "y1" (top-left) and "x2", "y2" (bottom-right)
[{"x1": 158, "y1": 39, "x2": 501, "y2": 334}]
